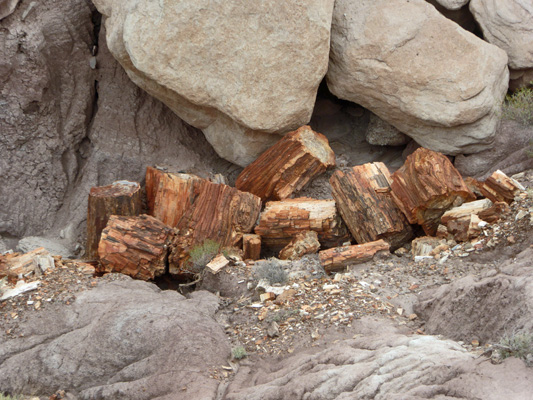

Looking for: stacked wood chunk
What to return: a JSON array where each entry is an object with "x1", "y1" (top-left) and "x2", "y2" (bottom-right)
[
  {"x1": 478, "y1": 170, "x2": 525, "y2": 204},
  {"x1": 278, "y1": 231, "x2": 321, "y2": 260},
  {"x1": 235, "y1": 126, "x2": 335, "y2": 201},
  {"x1": 319, "y1": 240, "x2": 390, "y2": 273}
]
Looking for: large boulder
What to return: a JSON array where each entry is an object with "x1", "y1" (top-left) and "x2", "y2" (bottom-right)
[
  {"x1": 327, "y1": 0, "x2": 509, "y2": 156},
  {"x1": 0, "y1": 278, "x2": 231, "y2": 399},
  {"x1": 92, "y1": 0, "x2": 335, "y2": 166},
  {"x1": 432, "y1": 0, "x2": 469, "y2": 10}
]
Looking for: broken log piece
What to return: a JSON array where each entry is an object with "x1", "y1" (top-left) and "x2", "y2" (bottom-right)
[
  {"x1": 235, "y1": 126, "x2": 335, "y2": 201},
  {"x1": 168, "y1": 180, "x2": 262, "y2": 274},
  {"x1": 278, "y1": 231, "x2": 320, "y2": 260},
  {"x1": 411, "y1": 236, "x2": 445, "y2": 257},
  {"x1": 478, "y1": 201, "x2": 510, "y2": 223},
  {"x1": 390, "y1": 148, "x2": 475, "y2": 236},
  {"x1": 98, "y1": 215, "x2": 174, "y2": 281},
  {"x1": 440, "y1": 199, "x2": 494, "y2": 224},
  {"x1": 479, "y1": 170, "x2": 525, "y2": 204},
  {"x1": 86, "y1": 181, "x2": 142, "y2": 260},
  {"x1": 254, "y1": 198, "x2": 350, "y2": 251},
  {"x1": 330, "y1": 162, "x2": 413, "y2": 250},
  {"x1": 243, "y1": 234, "x2": 261, "y2": 261},
  {"x1": 319, "y1": 239, "x2": 390, "y2": 274},
  {"x1": 0, "y1": 247, "x2": 55, "y2": 280},
  {"x1": 446, "y1": 214, "x2": 483, "y2": 242}
]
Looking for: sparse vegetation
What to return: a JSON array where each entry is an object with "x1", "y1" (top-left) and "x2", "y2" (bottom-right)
[
  {"x1": 232, "y1": 345, "x2": 247, "y2": 360},
  {"x1": 252, "y1": 258, "x2": 288, "y2": 285},
  {"x1": 496, "y1": 331, "x2": 533, "y2": 366},
  {"x1": 187, "y1": 239, "x2": 221, "y2": 274},
  {"x1": 502, "y1": 85, "x2": 533, "y2": 126},
  {"x1": 0, "y1": 394, "x2": 21, "y2": 400}
]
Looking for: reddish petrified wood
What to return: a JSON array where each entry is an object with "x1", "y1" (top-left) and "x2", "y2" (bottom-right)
[
  {"x1": 318, "y1": 239, "x2": 390, "y2": 274},
  {"x1": 98, "y1": 215, "x2": 174, "y2": 280},
  {"x1": 254, "y1": 198, "x2": 350, "y2": 251},
  {"x1": 86, "y1": 180, "x2": 142, "y2": 260},
  {"x1": 479, "y1": 170, "x2": 525, "y2": 204},
  {"x1": 243, "y1": 234, "x2": 261, "y2": 261},
  {"x1": 235, "y1": 126, "x2": 335, "y2": 201},
  {"x1": 278, "y1": 230, "x2": 321, "y2": 260},
  {"x1": 390, "y1": 148, "x2": 475, "y2": 236},
  {"x1": 330, "y1": 162, "x2": 413, "y2": 250}
]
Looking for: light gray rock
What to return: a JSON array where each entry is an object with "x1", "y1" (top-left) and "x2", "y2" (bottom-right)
[
  {"x1": 365, "y1": 113, "x2": 409, "y2": 146},
  {"x1": 509, "y1": 68, "x2": 533, "y2": 90},
  {"x1": 0, "y1": 0, "x2": 19, "y2": 20},
  {"x1": 92, "y1": 0, "x2": 335, "y2": 166},
  {"x1": 470, "y1": 0, "x2": 533, "y2": 70},
  {"x1": 327, "y1": 0, "x2": 509, "y2": 156},
  {"x1": 226, "y1": 318, "x2": 533, "y2": 399},
  {"x1": 17, "y1": 236, "x2": 74, "y2": 258},
  {"x1": 0, "y1": 278, "x2": 231, "y2": 399},
  {"x1": 433, "y1": 0, "x2": 469, "y2": 10}
]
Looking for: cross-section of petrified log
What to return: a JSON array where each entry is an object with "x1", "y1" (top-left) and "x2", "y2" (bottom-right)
[
  {"x1": 98, "y1": 215, "x2": 174, "y2": 280},
  {"x1": 330, "y1": 162, "x2": 413, "y2": 250},
  {"x1": 318, "y1": 239, "x2": 390, "y2": 274},
  {"x1": 86, "y1": 181, "x2": 142, "y2": 260},
  {"x1": 243, "y1": 234, "x2": 261, "y2": 261},
  {"x1": 478, "y1": 169, "x2": 525, "y2": 204},
  {"x1": 235, "y1": 126, "x2": 335, "y2": 201},
  {"x1": 390, "y1": 148, "x2": 475, "y2": 236},
  {"x1": 278, "y1": 230, "x2": 321, "y2": 260},
  {"x1": 166, "y1": 178, "x2": 262, "y2": 273},
  {"x1": 254, "y1": 198, "x2": 350, "y2": 251}
]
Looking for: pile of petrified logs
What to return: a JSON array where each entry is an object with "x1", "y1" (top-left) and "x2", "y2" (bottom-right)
[{"x1": 87, "y1": 125, "x2": 525, "y2": 279}]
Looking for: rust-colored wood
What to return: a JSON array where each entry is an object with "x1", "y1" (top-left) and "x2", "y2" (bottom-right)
[
  {"x1": 440, "y1": 199, "x2": 493, "y2": 224},
  {"x1": 254, "y1": 198, "x2": 350, "y2": 251},
  {"x1": 446, "y1": 214, "x2": 483, "y2": 242},
  {"x1": 235, "y1": 126, "x2": 335, "y2": 201},
  {"x1": 330, "y1": 162, "x2": 413, "y2": 250},
  {"x1": 86, "y1": 181, "x2": 142, "y2": 260},
  {"x1": 98, "y1": 214, "x2": 174, "y2": 281},
  {"x1": 390, "y1": 148, "x2": 475, "y2": 236},
  {"x1": 478, "y1": 201, "x2": 510, "y2": 223},
  {"x1": 278, "y1": 230, "x2": 321, "y2": 260},
  {"x1": 479, "y1": 170, "x2": 525, "y2": 204},
  {"x1": 166, "y1": 178, "x2": 262, "y2": 273},
  {"x1": 318, "y1": 239, "x2": 390, "y2": 274},
  {"x1": 243, "y1": 234, "x2": 261, "y2": 261}
]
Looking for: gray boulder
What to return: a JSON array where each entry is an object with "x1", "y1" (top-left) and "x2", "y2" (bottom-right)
[{"x1": 0, "y1": 278, "x2": 231, "y2": 399}]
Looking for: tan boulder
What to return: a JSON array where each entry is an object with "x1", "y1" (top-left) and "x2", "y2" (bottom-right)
[
  {"x1": 431, "y1": 0, "x2": 469, "y2": 10},
  {"x1": 327, "y1": 0, "x2": 509, "y2": 156},
  {"x1": 93, "y1": 0, "x2": 335, "y2": 166}
]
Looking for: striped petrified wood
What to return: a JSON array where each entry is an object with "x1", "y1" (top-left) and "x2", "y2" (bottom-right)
[
  {"x1": 330, "y1": 162, "x2": 413, "y2": 250},
  {"x1": 235, "y1": 125, "x2": 335, "y2": 201},
  {"x1": 319, "y1": 239, "x2": 390, "y2": 274}
]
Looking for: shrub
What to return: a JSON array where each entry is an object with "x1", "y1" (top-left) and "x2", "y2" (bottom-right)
[
  {"x1": 502, "y1": 85, "x2": 533, "y2": 126},
  {"x1": 252, "y1": 258, "x2": 288, "y2": 285},
  {"x1": 232, "y1": 346, "x2": 247, "y2": 360},
  {"x1": 187, "y1": 239, "x2": 221, "y2": 274},
  {"x1": 496, "y1": 331, "x2": 533, "y2": 366}
]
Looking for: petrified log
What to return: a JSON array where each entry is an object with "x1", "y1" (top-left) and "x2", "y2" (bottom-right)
[
  {"x1": 0, "y1": 247, "x2": 55, "y2": 280},
  {"x1": 330, "y1": 162, "x2": 413, "y2": 250},
  {"x1": 86, "y1": 181, "x2": 142, "y2": 260},
  {"x1": 318, "y1": 239, "x2": 390, "y2": 274},
  {"x1": 440, "y1": 199, "x2": 493, "y2": 224},
  {"x1": 98, "y1": 215, "x2": 174, "y2": 280},
  {"x1": 235, "y1": 126, "x2": 335, "y2": 201},
  {"x1": 390, "y1": 148, "x2": 475, "y2": 236},
  {"x1": 446, "y1": 214, "x2": 483, "y2": 242},
  {"x1": 243, "y1": 234, "x2": 261, "y2": 261},
  {"x1": 411, "y1": 236, "x2": 444, "y2": 257},
  {"x1": 254, "y1": 198, "x2": 350, "y2": 251},
  {"x1": 278, "y1": 230, "x2": 321, "y2": 260},
  {"x1": 167, "y1": 179, "x2": 262, "y2": 273},
  {"x1": 478, "y1": 170, "x2": 525, "y2": 204},
  {"x1": 478, "y1": 201, "x2": 510, "y2": 223}
]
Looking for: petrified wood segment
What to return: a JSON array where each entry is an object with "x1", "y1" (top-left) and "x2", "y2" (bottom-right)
[
  {"x1": 98, "y1": 215, "x2": 174, "y2": 281},
  {"x1": 330, "y1": 162, "x2": 413, "y2": 250},
  {"x1": 86, "y1": 180, "x2": 142, "y2": 260},
  {"x1": 319, "y1": 239, "x2": 390, "y2": 274},
  {"x1": 243, "y1": 234, "x2": 261, "y2": 261},
  {"x1": 235, "y1": 125, "x2": 335, "y2": 201},
  {"x1": 254, "y1": 198, "x2": 350, "y2": 251},
  {"x1": 478, "y1": 170, "x2": 525, "y2": 204},
  {"x1": 440, "y1": 199, "x2": 493, "y2": 224},
  {"x1": 390, "y1": 148, "x2": 475, "y2": 236},
  {"x1": 278, "y1": 230, "x2": 321, "y2": 260}
]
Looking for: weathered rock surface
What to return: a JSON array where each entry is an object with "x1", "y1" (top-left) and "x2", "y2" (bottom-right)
[
  {"x1": 416, "y1": 248, "x2": 533, "y2": 343},
  {"x1": 365, "y1": 113, "x2": 409, "y2": 146},
  {"x1": 426, "y1": 0, "x2": 478, "y2": 32},
  {"x1": 0, "y1": 0, "x2": 19, "y2": 20},
  {"x1": 327, "y1": 0, "x2": 509, "y2": 156},
  {"x1": 432, "y1": 0, "x2": 469, "y2": 10},
  {"x1": 470, "y1": 0, "x2": 533, "y2": 71},
  {"x1": 0, "y1": 278, "x2": 230, "y2": 399},
  {"x1": 226, "y1": 318, "x2": 533, "y2": 400},
  {"x1": 93, "y1": 0, "x2": 335, "y2": 165}
]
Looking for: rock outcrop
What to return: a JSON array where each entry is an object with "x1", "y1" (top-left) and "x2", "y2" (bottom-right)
[
  {"x1": 0, "y1": 278, "x2": 230, "y2": 399},
  {"x1": 327, "y1": 0, "x2": 509, "y2": 156},
  {"x1": 92, "y1": 0, "x2": 335, "y2": 166},
  {"x1": 0, "y1": 0, "x2": 19, "y2": 20}
]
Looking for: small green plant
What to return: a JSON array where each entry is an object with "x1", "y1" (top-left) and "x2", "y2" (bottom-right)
[
  {"x1": 187, "y1": 239, "x2": 221, "y2": 274},
  {"x1": 232, "y1": 346, "x2": 247, "y2": 360},
  {"x1": 252, "y1": 258, "x2": 288, "y2": 285},
  {"x1": 502, "y1": 84, "x2": 533, "y2": 126},
  {"x1": 496, "y1": 331, "x2": 533, "y2": 366},
  {"x1": 0, "y1": 394, "x2": 21, "y2": 400}
]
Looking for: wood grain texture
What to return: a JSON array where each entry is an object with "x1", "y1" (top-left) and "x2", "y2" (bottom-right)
[
  {"x1": 86, "y1": 181, "x2": 142, "y2": 260},
  {"x1": 319, "y1": 239, "x2": 390, "y2": 274},
  {"x1": 278, "y1": 230, "x2": 320, "y2": 260},
  {"x1": 243, "y1": 234, "x2": 261, "y2": 261},
  {"x1": 479, "y1": 170, "x2": 525, "y2": 204},
  {"x1": 390, "y1": 148, "x2": 475, "y2": 236},
  {"x1": 330, "y1": 162, "x2": 413, "y2": 250},
  {"x1": 98, "y1": 215, "x2": 174, "y2": 280},
  {"x1": 235, "y1": 126, "x2": 335, "y2": 201}
]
